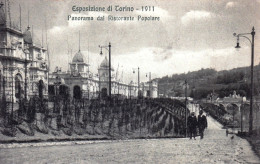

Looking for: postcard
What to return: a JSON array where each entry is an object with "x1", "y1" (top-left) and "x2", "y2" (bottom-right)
[{"x1": 0, "y1": 0, "x2": 259, "y2": 163}]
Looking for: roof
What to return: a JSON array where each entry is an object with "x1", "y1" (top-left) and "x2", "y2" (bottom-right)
[
  {"x1": 99, "y1": 56, "x2": 115, "y2": 71},
  {"x1": 100, "y1": 56, "x2": 109, "y2": 68},
  {"x1": 72, "y1": 50, "x2": 84, "y2": 63}
]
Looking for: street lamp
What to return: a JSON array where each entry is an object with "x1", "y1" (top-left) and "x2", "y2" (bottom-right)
[
  {"x1": 133, "y1": 67, "x2": 140, "y2": 97},
  {"x1": 234, "y1": 27, "x2": 255, "y2": 135},
  {"x1": 99, "y1": 43, "x2": 111, "y2": 98}
]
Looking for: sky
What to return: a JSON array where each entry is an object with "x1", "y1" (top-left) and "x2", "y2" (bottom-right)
[{"x1": 5, "y1": 0, "x2": 260, "y2": 83}]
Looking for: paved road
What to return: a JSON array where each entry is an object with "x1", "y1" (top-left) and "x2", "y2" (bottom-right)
[{"x1": 0, "y1": 115, "x2": 259, "y2": 164}]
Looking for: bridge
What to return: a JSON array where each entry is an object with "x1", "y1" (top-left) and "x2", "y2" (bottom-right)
[{"x1": 198, "y1": 96, "x2": 260, "y2": 133}]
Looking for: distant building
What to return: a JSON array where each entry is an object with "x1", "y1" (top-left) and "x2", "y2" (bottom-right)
[
  {"x1": 140, "y1": 80, "x2": 158, "y2": 98},
  {"x1": 49, "y1": 49, "x2": 158, "y2": 99},
  {"x1": 48, "y1": 49, "x2": 99, "y2": 100}
]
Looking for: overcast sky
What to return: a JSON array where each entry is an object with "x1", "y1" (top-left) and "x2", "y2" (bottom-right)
[{"x1": 7, "y1": 0, "x2": 260, "y2": 83}]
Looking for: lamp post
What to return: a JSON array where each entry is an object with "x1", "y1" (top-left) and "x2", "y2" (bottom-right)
[
  {"x1": 133, "y1": 67, "x2": 140, "y2": 97},
  {"x1": 99, "y1": 43, "x2": 111, "y2": 98},
  {"x1": 234, "y1": 27, "x2": 255, "y2": 135}
]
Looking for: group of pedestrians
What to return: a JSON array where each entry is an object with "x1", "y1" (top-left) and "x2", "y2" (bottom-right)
[{"x1": 187, "y1": 110, "x2": 208, "y2": 140}]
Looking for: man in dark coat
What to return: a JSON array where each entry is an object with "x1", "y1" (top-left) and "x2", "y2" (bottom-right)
[
  {"x1": 187, "y1": 112, "x2": 197, "y2": 140},
  {"x1": 198, "y1": 110, "x2": 208, "y2": 139}
]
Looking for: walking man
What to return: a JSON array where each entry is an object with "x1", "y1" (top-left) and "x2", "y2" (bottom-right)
[
  {"x1": 198, "y1": 110, "x2": 208, "y2": 139},
  {"x1": 187, "y1": 112, "x2": 197, "y2": 140}
]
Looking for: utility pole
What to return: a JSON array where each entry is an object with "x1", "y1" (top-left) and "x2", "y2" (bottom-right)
[
  {"x1": 108, "y1": 43, "x2": 111, "y2": 97},
  {"x1": 249, "y1": 27, "x2": 255, "y2": 135},
  {"x1": 234, "y1": 27, "x2": 255, "y2": 135}
]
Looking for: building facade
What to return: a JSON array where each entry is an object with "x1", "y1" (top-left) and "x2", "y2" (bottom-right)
[
  {"x1": 49, "y1": 53, "x2": 158, "y2": 99},
  {"x1": 49, "y1": 49, "x2": 99, "y2": 100},
  {"x1": 0, "y1": 4, "x2": 48, "y2": 103}
]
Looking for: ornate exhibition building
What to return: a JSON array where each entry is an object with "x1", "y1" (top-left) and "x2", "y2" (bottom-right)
[
  {"x1": 0, "y1": 6, "x2": 48, "y2": 103},
  {"x1": 48, "y1": 50, "x2": 158, "y2": 100},
  {"x1": 0, "y1": 3, "x2": 158, "y2": 103}
]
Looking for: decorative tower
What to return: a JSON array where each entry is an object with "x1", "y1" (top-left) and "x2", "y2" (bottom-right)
[
  {"x1": 69, "y1": 32, "x2": 89, "y2": 77},
  {"x1": 98, "y1": 57, "x2": 114, "y2": 96}
]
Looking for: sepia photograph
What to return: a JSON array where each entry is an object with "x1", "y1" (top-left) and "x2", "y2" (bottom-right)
[{"x1": 0, "y1": 0, "x2": 260, "y2": 163}]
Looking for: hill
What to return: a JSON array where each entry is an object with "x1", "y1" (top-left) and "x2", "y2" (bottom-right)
[{"x1": 158, "y1": 64, "x2": 260, "y2": 100}]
